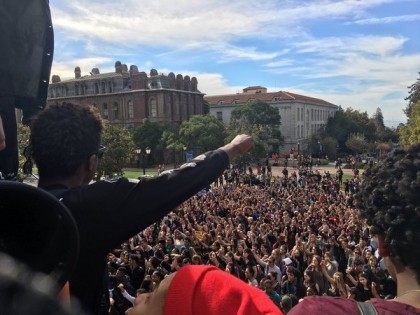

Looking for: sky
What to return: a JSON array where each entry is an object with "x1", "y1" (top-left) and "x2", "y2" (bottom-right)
[{"x1": 50, "y1": 0, "x2": 420, "y2": 127}]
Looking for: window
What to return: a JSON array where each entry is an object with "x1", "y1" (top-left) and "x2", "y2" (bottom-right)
[
  {"x1": 101, "y1": 82, "x2": 106, "y2": 93},
  {"x1": 149, "y1": 98, "x2": 157, "y2": 118},
  {"x1": 301, "y1": 108, "x2": 304, "y2": 121},
  {"x1": 297, "y1": 108, "x2": 300, "y2": 121},
  {"x1": 75, "y1": 84, "x2": 79, "y2": 96},
  {"x1": 128, "y1": 100, "x2": 134, "y2": 119},
  {"x1": 94, "y1": 83, "x2": 99, "y2": 94},
  {"x1": 311, "y1": 109, "x2": 314, "y2": 120},
  {"x1": 113, "y1": 102, "x2": 119, "y2": 119},
  {"x1": 108, "y1": 82, "x2": 113, "y2": 93},
  {"x1": 103, "y1": 103, "x2": 108, "y2": 119},
  {"x1": 216, "y1": 111, "x2": 223, "y2": 121}
]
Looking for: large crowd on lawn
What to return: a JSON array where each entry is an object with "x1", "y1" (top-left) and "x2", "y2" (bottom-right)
[{"x1": 106, "y1": 164, "x2": 395, "y2": 314}]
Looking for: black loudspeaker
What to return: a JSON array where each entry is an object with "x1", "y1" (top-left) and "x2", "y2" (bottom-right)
[
  {"x1": 0, "y1": 181, "x2": 79, "y2": 289},
  {"x1": 0, "y1": 0, "x2": 54, "y2": 177}
]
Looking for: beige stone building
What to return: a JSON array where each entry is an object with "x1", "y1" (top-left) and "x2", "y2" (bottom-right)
[{"x1": 206, "y1": 86, "x2": 338, "y2": 152}]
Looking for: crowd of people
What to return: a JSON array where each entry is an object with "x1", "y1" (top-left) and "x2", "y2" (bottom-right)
[{"x1": 105, "y1": 163, "x2": 393, "y2": 314}]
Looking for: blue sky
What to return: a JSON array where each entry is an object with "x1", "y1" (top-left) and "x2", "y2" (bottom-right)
[{"x1": 50, "y1": 0, "x2": 420, "y2": 126}]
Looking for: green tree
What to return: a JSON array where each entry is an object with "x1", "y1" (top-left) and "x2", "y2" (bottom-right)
[
  {"x1": 321, "y1": 136, "x2": 338, "y2": 159},
  {"x1": 96, "y1": 122, "x2": 135, "y2": 179},
  {"x1": 372, "y1": 107, "x2": 385, "y2": 132},
  {"x1": 400, "y1": 101, "x2": 420, "y2": 146},
  {"x1": 228, "y1": 100, "x2": 283, "y2": 161},
  {"x1": 179, "y1": 115, "x2": 226, "y2": 152},
  {"x1": 345, "y1": 133, "x2": 368, "y2": 154},
  {"x1": 405, "y1": 73, "x2": 420, "y2": 116},
  {"x1": 161, "y1": 128, "x2": 185, "y2": 168},
  {"x1": 133, "y1": 120, "x2": 164, "y2": 152}
]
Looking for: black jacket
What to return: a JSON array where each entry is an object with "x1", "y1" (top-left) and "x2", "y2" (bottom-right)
[{"x1": 48, "y1": 149, "x2": 229, "y2": 314}]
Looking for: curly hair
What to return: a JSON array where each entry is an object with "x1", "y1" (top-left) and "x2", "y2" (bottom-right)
[
  {"x1": 30, "y1": 102, "x2": 102, "y2": 179},
  {"x1": 356, "y1": 144, "x2": 420, "y2": 283}
]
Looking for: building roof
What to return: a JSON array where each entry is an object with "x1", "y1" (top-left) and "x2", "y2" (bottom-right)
[
  {"x1": 205, "y1": 90, "x2": 337, "y2": 108},
  {"x1": 50, "y1": 72, "x2": 126, "y2": 85}
]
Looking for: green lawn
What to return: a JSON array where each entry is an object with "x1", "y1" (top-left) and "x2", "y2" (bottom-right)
[
  {"x1": 123, "y1": 168, "x2": 158, "y2": 179},
  {"x1": 340, "y1": 173, "x2": 354, "y2": 190}
]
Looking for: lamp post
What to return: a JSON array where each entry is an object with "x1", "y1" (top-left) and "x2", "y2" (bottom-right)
[
  {"x1": 135, "y1": 148, "x2": 151, "y2": 176},
  {"x1": 144, "y1": 147, "x2": 151, "y2": 175},
  {"x1": 317, "y1": 140, "x2": 322, "y2": 158},
  {"x1": 135, "y1": 149, "x2": 141, "y2": 176},
  {"x1": 183, "y1": 146, "x2": 187, "y2": 163}
]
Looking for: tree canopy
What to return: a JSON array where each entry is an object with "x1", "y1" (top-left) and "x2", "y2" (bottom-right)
[
  {"x1": 228, "y1": 100, "x2": 283, "y2": 161},
  {"x1": 97, "y1": 122, "x2": 135, "y2": 179},
  {"x1": 133, "y1": 120, "x2": 164, "y2": 151},
  {"x1": 323, "y1": 107, "x2": 398, "y2": 154},
  {"x1": 400, "y1": 101, "x2": 420, "y2": 147},
  {"x1": 405, "y1": 73, "x2": 420, "y2": 116},
  {"x1": 179, "y1": 115, "x2": 226, "y2": 152}
]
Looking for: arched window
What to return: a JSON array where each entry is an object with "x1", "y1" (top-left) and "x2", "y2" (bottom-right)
[
  {"x1": 128, "y1": 100, "x2": 134, "y2": 119},
  {"x1": 113, "y1": 102, "x2": 119, "y2": 119},
  {"x1": 108, "y1": 81, "x2": 113, "y2": 93},
  {"x1": 149, "y1": 98, "x2": 157, "y2": 118},
  {"x1": 103, "y1": 103, "x2": 108, "y2": 119}
]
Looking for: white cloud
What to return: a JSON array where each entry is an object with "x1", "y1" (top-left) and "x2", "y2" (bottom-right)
[
  {"x1": 51, "y1": 57, "x2": 113, "y2": 80},
  {"x1": 351, "y1": 14, "x2": 420, "y2": 25},
  {"x1": 50, "y1": 0, "x2": 395, "y2": 48},
  {"x1": 293, "y1": 35, "x2": 407, "y2": 56}
]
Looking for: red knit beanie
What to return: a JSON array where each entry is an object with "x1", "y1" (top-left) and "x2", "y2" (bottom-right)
[{"x1": 163, "y1": 265, "x2": 282, "y2": 315}]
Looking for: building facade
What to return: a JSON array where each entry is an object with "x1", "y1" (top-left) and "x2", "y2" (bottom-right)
[
  {"x1": 206, "y1": 86, "x2": 338, "y2": 152},
  {"x1": 47, "y1": 61, "x2": 205, "y2": 127}
]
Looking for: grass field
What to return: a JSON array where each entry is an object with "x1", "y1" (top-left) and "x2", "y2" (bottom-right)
[
  {"x1": 123, "y1": 168, "x2": 158, "y2": 179},
  {"x1": 340, "y1": 173, "x2": 354, "y2": 190}
]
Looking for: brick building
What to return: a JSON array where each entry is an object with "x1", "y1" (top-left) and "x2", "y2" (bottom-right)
[
  {"x1": 47, "y1": 61, "x2": 205, "y2": 127},
  {"x1": 206, "y1": 86, "x2": 338, "y2": 152}
]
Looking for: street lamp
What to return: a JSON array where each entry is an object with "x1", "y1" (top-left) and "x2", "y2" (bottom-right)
[
  {"x1": 135, "y1": 149, "x2": 141, "y2": 173},
  {"x1": 144, "y1": 147, "x2": 151, "y2": 175},
  {"x1": 136, "y1": 148, "x2": 151, "y2": 176},
  {"x1": 317, "y1": 140, "x2": 322, "y2": 157},
  {"x1": 297, "y1": 142, "x2": 300, "y2": 155},
  {"x1": 183, "y1": 145, "x2": 187, "y2": 162}
]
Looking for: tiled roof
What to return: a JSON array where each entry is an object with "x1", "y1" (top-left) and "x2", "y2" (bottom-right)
[{"x1": 205, "y1": 90, "x2": 337, "y2": 108}]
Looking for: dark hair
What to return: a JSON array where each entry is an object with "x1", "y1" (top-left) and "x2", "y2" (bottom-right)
[
  {"x1": 356, "y1": 145, "x2": 420, "y2": 283},
  {"x1": 30, "y1": 102, "x2": 102, "y2": 179}
]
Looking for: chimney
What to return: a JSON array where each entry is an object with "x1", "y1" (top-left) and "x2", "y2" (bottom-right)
[
  {"x1": 74, "y1": 67, "x2": 81, "y2": 79},
  {"x1": 115, "y1": 61, "x2": 122, "y2": 74},
  {"x1": 91, "y1": 68, "x2": 100, "y2": 75},
  {"x1": 129, "y1": 65, "x2": 139, "y2": 76},
  {"x1": 51, "y1": 75, "x2": 61, "y2": 83}
]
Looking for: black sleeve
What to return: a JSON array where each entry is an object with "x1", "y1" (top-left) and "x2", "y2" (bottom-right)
[{"x1": 70, "y1": 149, "x2": 229, "y2": 251}]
